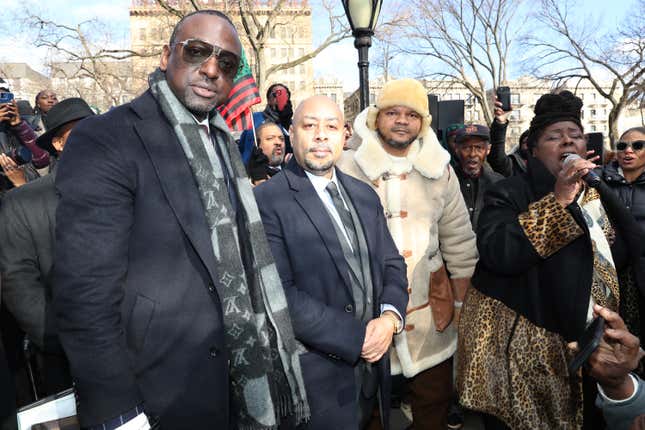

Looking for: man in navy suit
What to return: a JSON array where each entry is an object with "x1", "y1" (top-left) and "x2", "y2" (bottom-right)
[
  {"x1": 53, "y1": 10, "x2": 307, "y2": 430},
  {"x1": 254, "y1": 96, "x2": 408, "y2": 429}
]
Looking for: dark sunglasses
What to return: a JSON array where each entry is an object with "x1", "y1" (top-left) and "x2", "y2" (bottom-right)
[
  {"x1": 616, "y1": 140, "x2": 645, "y2": 151},
  {"x1": 174, "y1": 39, "x2": 241, "y2": 77}
]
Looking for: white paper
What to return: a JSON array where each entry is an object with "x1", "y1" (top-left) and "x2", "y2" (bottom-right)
[{"x1": 17, "y1": 390, "x2": 76, "y2": 430}]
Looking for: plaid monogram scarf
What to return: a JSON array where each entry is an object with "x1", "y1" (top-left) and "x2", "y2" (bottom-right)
[{"x1": 148, "y1": 69, "x2": 309, "y2": 429}]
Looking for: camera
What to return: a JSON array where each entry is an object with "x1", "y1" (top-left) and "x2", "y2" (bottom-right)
[{"x1": 4, "y1": 147, "x2": 33, "y2": 166}]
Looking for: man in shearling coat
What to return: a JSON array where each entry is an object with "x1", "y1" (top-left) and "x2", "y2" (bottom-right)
[{"x1": 337, "y1": 78, "x2": 478, "y2": 429}]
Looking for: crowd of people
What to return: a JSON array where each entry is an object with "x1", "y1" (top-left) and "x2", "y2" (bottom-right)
[{"x1": 0, "y1": 8, "x2": 643, "y2": 430}]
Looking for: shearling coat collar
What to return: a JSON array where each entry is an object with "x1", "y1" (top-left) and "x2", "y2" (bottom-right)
[{"x1": 352, "y1": 108, "x2": 451, "y2": 181}]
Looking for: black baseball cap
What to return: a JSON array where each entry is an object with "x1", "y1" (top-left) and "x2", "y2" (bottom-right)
[
  {"x1": 455, "y1": 124, "x2": 490, "y2": 144},
  {"x1": 36, "y1": 98, "x2": 94, "y2": 154}
]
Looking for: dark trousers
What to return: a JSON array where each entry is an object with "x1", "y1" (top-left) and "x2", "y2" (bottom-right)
[{"x1": 408, "y1": 357, "x2": 453, "y2": 430}]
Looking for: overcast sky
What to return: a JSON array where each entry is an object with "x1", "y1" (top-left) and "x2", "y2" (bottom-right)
[{"x1": 0, "y1": 0, "x2": 634, "y2": 92}]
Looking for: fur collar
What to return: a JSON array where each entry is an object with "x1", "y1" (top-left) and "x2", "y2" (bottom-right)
[{"x1": 352, "y1": 108, "x2": 451, "y2": 181}]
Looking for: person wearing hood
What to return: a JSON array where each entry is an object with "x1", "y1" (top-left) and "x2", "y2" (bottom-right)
[
  {"x1": 337, "y1": 78, "x2": 478, "y2": 429},
  {"x1": 457, "y1": 91, "x2": 645, "y2": 429},
  {"x1": 238, "y1": 83, "x2": 293, "y2": 165},
  {"x1": 0, "y1": 97, "x2": 94, "y2": 399}
]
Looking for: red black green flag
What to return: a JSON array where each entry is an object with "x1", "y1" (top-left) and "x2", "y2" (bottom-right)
[{"x1": 218, "y1": 48, "x2": 261, "y2": 132}]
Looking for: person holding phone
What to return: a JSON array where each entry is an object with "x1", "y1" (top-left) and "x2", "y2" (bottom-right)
[
  {"x1": 457, "y1": 91, "x2": 645, "y2": 429},
  {"x1": 0, "y1": 83, "x2": 42, "y2": 197},
  {"x1": 486, "y1": 89, "x2": 530, "y2": 178}
]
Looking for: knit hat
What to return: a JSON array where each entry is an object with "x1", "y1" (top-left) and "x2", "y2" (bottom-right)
[
  {"x1": 366, "y1": 78, "x2": 432, "y2": 138},
  {"x1": 527, "y1": 90, "x2": 583, "y2": 149}
]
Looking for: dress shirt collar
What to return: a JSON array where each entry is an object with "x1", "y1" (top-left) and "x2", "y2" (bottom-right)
[{"x1": 305, "y1": 168, "x2": 339, "y2": 194}]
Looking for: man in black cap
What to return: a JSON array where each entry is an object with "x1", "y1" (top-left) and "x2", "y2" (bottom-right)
[
  {"x1": 0, "y1": 97, "x2": 94, "y2": 398},
  {"x1": 453, "y1": 124, "x2": 503, "y2": 229}
]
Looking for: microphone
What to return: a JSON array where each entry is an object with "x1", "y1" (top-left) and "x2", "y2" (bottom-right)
[{"x1": 563, "y1": 153, "x2": 601, "y2": 188}]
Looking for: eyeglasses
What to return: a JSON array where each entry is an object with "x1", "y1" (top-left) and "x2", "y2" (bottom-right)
[
  {"x1": 173, "y1": 39, "x2": 240, "y2": 77},
  {"x1": 616, "y1": 140, "x2": 645, "y2": 151}
]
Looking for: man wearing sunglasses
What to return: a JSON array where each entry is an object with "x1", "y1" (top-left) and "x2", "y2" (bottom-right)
[{"x1": 53, "y1": 10, "x2": 308, "y2": 430}]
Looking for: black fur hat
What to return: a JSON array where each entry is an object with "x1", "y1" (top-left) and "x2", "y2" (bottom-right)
[{"x1": 527, "y1": 90, "x2": 583, "y2": 149}]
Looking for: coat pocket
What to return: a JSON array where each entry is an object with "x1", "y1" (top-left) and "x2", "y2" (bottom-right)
[
  {"x1": 429, "y1": 264, "x2": 454, "y2": 332},
  {"x1": 126, "y1": 294, "x2": 155, "y2": 353}
]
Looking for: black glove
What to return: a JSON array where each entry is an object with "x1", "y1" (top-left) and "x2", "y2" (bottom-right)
[{"x1": 247, "y1": 146, "x2": 270, "y2": 183}]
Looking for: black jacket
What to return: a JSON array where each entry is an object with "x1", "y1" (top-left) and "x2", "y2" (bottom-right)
[
  {"x1": 454, "y1": 163, "x2": 503, "y2": 230},
  {"x1": 0, "y1": 123, "x2": 39, "y2": 199},
  {"x1": 0, "y1": 173, "x2": 58, "y2": 352},
  {"x1": 54, "y1": 91, "x2": 231, "y2": 428},
  {"x1": 486, "y1": 120, "x2": 527, "y2": 177},
  {"x1": 602, "y1": 161, "x2": 645, "y2": 233},
  {"x1": 473, "y1": 156, "x2": 645, "y2": 342}
]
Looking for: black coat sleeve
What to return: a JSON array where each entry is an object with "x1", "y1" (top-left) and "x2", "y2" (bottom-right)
[
  {"x1": 0, "y1": 192, "x2": 54, "y2": 351},
  {"x1": 486, "y1": 120, "x2": 512, "y2": 177},
  {"x1": 53, "y1": 118, "x2": 141, "y2": 425}
]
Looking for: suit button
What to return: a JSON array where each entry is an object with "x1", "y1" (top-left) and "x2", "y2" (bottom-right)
[
  {"x1": 344, "y1": 304, "x2": 353, "y2": 313},
  {"x1": 208, "y1": 283, "x2": 215, "y2": 293},
  {"x1": 209, "y1": 347, "x2": 219, "y2": 358}
]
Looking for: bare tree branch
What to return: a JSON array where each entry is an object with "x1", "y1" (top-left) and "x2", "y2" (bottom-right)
[
  {"x1": 524, "y1": 0, "x2": 645, "y2": 144},
  {"x1": 396, "y1": 0, "x2": 521, "y2": 125}
]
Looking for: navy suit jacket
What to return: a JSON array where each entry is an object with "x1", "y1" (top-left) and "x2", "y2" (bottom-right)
[
  {"x1": 254, "y1": 160, "x2": 408, "y2": 429},
  {"x1": 53, "y1": 91, "x2": 230, "y2": 428}
]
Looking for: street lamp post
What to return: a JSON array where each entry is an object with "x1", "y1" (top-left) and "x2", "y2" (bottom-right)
[{"x1": 342, "y1": 0, "x2": 382, "y2": 111}]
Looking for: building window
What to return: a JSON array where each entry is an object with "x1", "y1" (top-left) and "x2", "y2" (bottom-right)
[
  {"x1": 590, "y1": 109, "x2": 597, "y2": 118},
  {"x1": 473, "y1": 111, "x2": 480, "y2": 121},
  {"x1": 369, "y1": 93, "x2": 376, "y2": 104},
  {"x1": 465, "y1": 111, "x2": 471, "y2": 121},
  {"x1": 299, "y1": 64, "x2": 305, "y2": 74},
  {"x1": 298, "y1": 48, "x2": 305, "y2": 57},
  {"x1": 590, "y1": 125, "x2": 597, "y2": 132},
  {"x1": 281, "y1": 48, "x2": 287, "y2": 58},
  {"x1": 330, "y1": 93, "x2": 337, "y2": 103},
  {"x1": 511, "y1": 93, "x2": 520, "y2": 104},
  {"x1": 139, "y1": 28, "x2": 146, "y2": 41}
]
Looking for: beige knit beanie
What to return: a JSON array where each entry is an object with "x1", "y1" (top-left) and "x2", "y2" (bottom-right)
[{"x1": 366, "y1": 78, "x2": 431, "y2": 137}]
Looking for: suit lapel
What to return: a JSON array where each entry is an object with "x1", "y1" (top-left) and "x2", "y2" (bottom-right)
[
  {"x1": 132, "y1": 98, "x2": 218, "y2": 284},
  {"x1": 284, "y1": 160, "x2": 354, "y2": 294}
]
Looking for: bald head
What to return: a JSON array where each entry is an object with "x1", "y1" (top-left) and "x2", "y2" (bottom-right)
[
  {"x1": 293, "y1": 95, "x2": 344, "y2": 124},
  {"x1": 290, "y1": 96, "x2": 345, "y2": 179}
]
